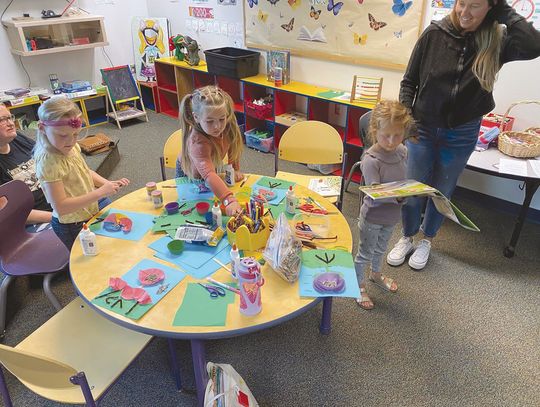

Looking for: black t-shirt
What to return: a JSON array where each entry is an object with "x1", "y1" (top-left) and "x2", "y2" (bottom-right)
[{"x1": 0, "y1": 132, "x2": 52, "y2": 211}]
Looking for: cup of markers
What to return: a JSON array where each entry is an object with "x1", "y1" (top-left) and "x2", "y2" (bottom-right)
[{"x1": 226, "y1": 198, "x2": 271, "y2": 251}]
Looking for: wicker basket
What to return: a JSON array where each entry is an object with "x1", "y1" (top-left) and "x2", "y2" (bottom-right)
[{"x1": 497, "y1": 101, "x2": 540, "y2": 158}]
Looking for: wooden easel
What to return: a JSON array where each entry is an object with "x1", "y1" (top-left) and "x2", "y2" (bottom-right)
[{"x1": 350, "y1": 75, "x2": 383, "y2": 106}]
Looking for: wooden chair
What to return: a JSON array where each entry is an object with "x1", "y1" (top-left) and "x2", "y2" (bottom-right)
[
  {"x1": 160, "y1": 129, "x2": 183, "y2": 181},
  {"x1": 0, "y1": 297, "x2": 153, "y2": 406},
  {"x1": 0, "y1": 180, "x2": 68, "y2": 339},
  {"x1": 274, "y1": 121, "x2": 347, "y2": 210}
]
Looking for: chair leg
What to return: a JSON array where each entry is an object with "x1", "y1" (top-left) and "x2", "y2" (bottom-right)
[
  {"x1": 70, "y1": 372, "x2": 97, "y2": 407},
  {"x1": 43, "y1": 273, "x2": 62, "y2": 311},
  {"x1": 345, "y1": 161, "x2": 362, "y2": 193},
  {"x1": 167, "y1": 338, "x2": 183, "y2": 391},
  {"x1": 0, "y1": 275, "x2": 15, "y2": 340},
  {"x1": 0, "y1": 366, "x2": 14, "y2": 407},
  {"x1": 160, "y1": 157, "x2": 167, "y2": 182}
]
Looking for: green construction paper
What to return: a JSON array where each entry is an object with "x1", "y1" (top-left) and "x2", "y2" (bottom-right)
[
  {"x1": 256, "y1": 176, "x2": 296, "y2": 191},
  {"x1": 152, "y1": 199, "x2": 214, "y2": 233},
  {"x1": 92, "y1": 290, "x2": 152, "y2": 320},
  {"x1": 173, "y1": 283, "x2": 237, "y2": 326},
  {"x1": 316, "y1": 90, "x2": 345, "y2": 99},
  {"x1": 301, "y1": 249, "x2": 353, "y2": 269}
]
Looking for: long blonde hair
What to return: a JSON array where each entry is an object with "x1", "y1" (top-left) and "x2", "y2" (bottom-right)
[
  {"x1": 180, "y1": 85, "x2": 243, "y2": 178},
  {"x1": 450, "y1": 0, "x2": 504, "y2": 92},
  {"x1": 368, "y1": 100, "x2": 415, "y2": 145},
  {"x1": 34, "y1": 97, "x2": 82, "y2": 156}
]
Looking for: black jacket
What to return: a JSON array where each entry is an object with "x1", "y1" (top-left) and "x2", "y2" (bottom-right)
[{"x1": 400, "y1": 3, "x2": 540, "y2": 129}]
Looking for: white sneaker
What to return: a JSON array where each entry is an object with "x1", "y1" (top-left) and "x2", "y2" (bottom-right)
[
  {"x1": 408, "y1": 239, "x2": 431, "y2": 270},
  {"x1": 387, "y1": 236, "x2": 414, "y2": 266}
]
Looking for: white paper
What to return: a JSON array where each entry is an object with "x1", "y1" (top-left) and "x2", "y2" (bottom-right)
[
  {"x1": 528, "y1": 160, "x2": 540, "y2": 178},
  {"x1": 499, "y1": 158, "x2": 527, "y2": 176}
]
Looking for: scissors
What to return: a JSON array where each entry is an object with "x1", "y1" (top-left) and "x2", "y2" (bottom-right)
[{"x1": 198, "y1": 283, "x2": 226, "y2": 299}]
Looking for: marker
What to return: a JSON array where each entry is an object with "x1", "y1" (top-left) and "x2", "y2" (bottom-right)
[{"x1": 206, "y1": 277, "x2": 240, "y2": 295}]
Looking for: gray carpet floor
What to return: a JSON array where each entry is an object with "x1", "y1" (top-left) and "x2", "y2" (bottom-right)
[{"x1": 2, "y1": 111, "x2": 539, "y2": 407}]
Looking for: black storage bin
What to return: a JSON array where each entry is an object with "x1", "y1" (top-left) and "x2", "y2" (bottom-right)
[{"x1": 204, "y1": 47, "x2": 260, "y2": 79}]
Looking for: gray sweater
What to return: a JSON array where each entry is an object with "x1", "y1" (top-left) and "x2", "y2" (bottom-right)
[{"x1": 360, "y1": 144, "x2": 407, "y2": 226}]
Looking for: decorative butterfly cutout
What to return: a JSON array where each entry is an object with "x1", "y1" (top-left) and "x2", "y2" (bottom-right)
[
  {"x1": 267, "y1": 0, "x2": 280, "y2": 5},
  {"x1": 327, "y1": 0, "x2": 344, "y2": 16},
  {"x1": 392, "y1": 0, "x2": 413, "y2": 17},
  {"x1": 288, "y1": 0, "x2": 300, "y2": 9},
  {"x1": 247, "y1": 0, "x2": 258, "y2": 8},
  {"x1": 310, "y1": 6, "x2": 322, "y2": 20},
  {"x1": 394, "y1": 29, "x2": 403, "y2": 38},
  {"x1": 281, "y1": 17, "x2": 294, "y2": 32},
  {"x1": 258, "y1": 9, "x2": 268, "y2": 22},
  {"x1": 353, "y1": 33, "x2": 367, "y2": 45},
  {"x1": 357, "y1": 0, "x2": 364, "y2": 4},
  {"x1": 368, "y1": 13, "x2": 387, "y2": 30},
  {"x1": 322, "y1": 24, "x2": 327, "y2": 29}
]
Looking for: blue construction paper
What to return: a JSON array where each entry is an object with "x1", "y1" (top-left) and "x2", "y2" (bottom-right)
[
  {"x1": 176, "y1": 177, "x2": 215, "y2": 201},
  {"x1": 148, "y1": 236, "x2": 230, "y2": 269},
  {"x1": 252, "y1": 185, "x2": 286, "y2": 206},
  {"x1": 91, "y1": 209, "x2": 155, "y2": 241}
]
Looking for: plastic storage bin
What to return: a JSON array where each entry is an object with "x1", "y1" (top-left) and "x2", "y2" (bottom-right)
[
  {"x1": 245, "y1": 129, "x2": 274, "y2": 153},
  {"x1": 204, "y1": 47, "x2": 260, "y2": 79},
  {"x1": 245, "y1": 99, "x2": 273, "y2": 120}
]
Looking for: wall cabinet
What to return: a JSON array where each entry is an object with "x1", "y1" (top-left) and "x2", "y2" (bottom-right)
[
  {"x1": 154, "y1": 57, "x2": 374, "y2": 182},
  {"x1": 3, "y1": 15, "x2": 108, "y2": 56}
]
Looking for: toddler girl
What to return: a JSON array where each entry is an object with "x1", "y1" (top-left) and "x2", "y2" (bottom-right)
[
  {"x1": 176, "y1": 85, "x2": 243, "y2": 216},
  {"x1": 35, "y1": 97, "x2": 129, "y2": 249},
  {"x1": 355, "y1": 100, "x2": 414, "y2": 310}
]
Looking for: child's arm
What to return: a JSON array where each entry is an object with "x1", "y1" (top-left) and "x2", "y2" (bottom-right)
[
  {"x1": 26, "y1": 209, "x2": 52, "y2": 224},
  {"x1": 90, "y1": 170, "x2": 130, "y2": 188},
  {"x1": 41, "y1": 179, "x2": 119, "y2": 216}
]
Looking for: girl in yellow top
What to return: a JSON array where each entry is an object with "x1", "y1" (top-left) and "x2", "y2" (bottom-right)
[
  {"x1": 34, "y1": 97, "x2": 129, "y2": 249},
  {"x1": 176, "y1": 85, "x2": 244, "y2": 216}
]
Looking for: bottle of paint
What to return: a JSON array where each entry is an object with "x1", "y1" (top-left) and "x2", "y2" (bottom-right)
[
  {"x1": 237, "y1": 257, "x2": 264, "y2": 316},
  {"x1": 79, "y1": 223, "x2": 97, "y2": 256},
  {"x1": 146, "y1": 181, "x2": 157, "y2": 201},
  {"x1": 151, "y1": 190, "x2": 163, "y2": 209},
  {"x1": 285, "y1": 185, "x2": 296, "y2": 215},
  {"x1": 211, "y1": 201, "x2": 222, "y2": 228}
]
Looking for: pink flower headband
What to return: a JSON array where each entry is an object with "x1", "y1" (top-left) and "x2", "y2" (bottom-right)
[{"x1": 40, "y1": 117, "x2": 83, "y2": 128}]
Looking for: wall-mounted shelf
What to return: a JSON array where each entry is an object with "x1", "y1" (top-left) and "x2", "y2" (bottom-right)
[
  {"x1": 154, "y1": 57, "x2": 376, "y2": 183},
  {"x1": 3, "y1": 15, "x2": 108, "y2": 56}
]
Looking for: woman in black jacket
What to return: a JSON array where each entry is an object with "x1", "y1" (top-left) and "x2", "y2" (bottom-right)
[{"x1": 387, "y1": 0, "x2": 540, "y2": 270}]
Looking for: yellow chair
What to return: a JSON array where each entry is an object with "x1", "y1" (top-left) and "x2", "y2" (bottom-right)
[
  {"x1": 0, "y1": 297, "x2": 153, "y2": 406},
  {"x1": 274, "y1": 120, "x2": 347, "y2": 210},
  {"x1": 160, "y1": 129, "x2": 183, "y2": 181}
]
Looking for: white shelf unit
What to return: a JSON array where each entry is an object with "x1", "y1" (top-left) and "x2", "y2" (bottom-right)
[{"x1": 3, "y1": 15, "x2": 108, "y2": 56}]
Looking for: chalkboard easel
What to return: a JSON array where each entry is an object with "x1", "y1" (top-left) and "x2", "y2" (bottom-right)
[{"x1": 100, "y1": 65, "x2": 148, "y2": 129}]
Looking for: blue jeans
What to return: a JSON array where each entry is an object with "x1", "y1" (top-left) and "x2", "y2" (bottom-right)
[
  {"x1": 175, "y1": 159, "x2": 186, "y2": 178},
  {"x1": 354, "y1": 217, "x2": 395, "y2": 283},
  {"x1": 51, "y1": 197, "x2": 112, "y2": 250},
  {"x1": 402, "y1": 118, "x2": 481, "y2": 238}
]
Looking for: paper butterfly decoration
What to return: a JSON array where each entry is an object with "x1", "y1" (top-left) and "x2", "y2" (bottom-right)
[
  {"x1": 357, "y1": 0, "x2": 364, "y2": 4},
  {"x1": 288, "y1": 0, "x2": 300, "y2": 9},
  {"x1": 354, "y1": 33, "x2": 368, "y2": 45},
  {"x1": 258, "y1": 9, "x2": 268, "y2": 22},
  {"x1": 247, "y1": 0, "x2": 258, "y2": 8},
  {"x1": 392, "y1": 0, "x2": 413, "y2": 17},
  {"x1": 394, "y1": 29, "x2": 403, "y2": 38},
  {"x1": 267, "y1": 0, "x2": 280, "y2": 5},
  {"x1": 368, "y1": 13, "x2": 387, "y2": 30},
  {"x1": 327, "y1": 0, "x2": 344, "y2": 16},
  {"x1": 281, "y1": 17, "x2": 294, "y2": 32},
  {"x1": 310, "y1": 6, "x2": 321, "y2": 20}
]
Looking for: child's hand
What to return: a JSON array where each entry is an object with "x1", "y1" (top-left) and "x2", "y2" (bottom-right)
[
  {"x1": 113, "y1": 178, "x2": 130, "y2": 188},
  {"x1": 98, "y1": 181, "x2": 120, "y2": 197},
  {"x1": 225, "y1": 200, "x2": 242, "y2": 216},
  {"x1": 234, "y1": 170, "x2": 244, "y2": 182}
]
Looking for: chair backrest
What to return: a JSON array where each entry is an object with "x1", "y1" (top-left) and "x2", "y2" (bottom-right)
[
  {"x1": 163, "y1": 129, "x2": 183, "y2": 169},
  {"x1": 359, "y1": 110, "x2": 373, "y2": 151},
  {"x1": 276, "y1": 121, "x2": 343, "y2": 171},
  {"x1": 0, "y1": 180, "x2": 34, "y2": 254}
]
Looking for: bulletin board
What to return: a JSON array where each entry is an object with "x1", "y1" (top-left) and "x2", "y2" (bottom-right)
[{"x1": 245, "y1": 0, "x2": 427, "y2": 70}]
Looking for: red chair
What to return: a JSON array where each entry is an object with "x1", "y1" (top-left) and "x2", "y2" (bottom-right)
[{"x1": 0, "y1": 180, "x2": 68, "y2": 339}]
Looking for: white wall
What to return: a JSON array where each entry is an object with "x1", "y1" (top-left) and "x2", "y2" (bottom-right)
[{"x1": 2, "y1": 0, "x2": 539, "y2": 209}]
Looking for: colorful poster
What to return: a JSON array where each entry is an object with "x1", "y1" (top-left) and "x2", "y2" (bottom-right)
[{"x1": 132, "y1": 17, "x2": 170, "y2": 82}]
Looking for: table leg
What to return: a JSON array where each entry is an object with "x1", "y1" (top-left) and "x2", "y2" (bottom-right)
[
  {"x1": 504, "y1": 180, "x2": 540, "y2": 258},
  {"x1": 319, "y1": 297, "x2": 333, "y2": 335},
  {"x1": 191, "y1": 339, "x2": 208, "y2": 407},
  {"x1": 167, "y1": 339, "x2": 182, "y2": 391}
]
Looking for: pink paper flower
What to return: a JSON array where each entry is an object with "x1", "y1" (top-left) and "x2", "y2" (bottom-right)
[{"x1": 109, "y1": 277, "x2": 127, "y2": 291}]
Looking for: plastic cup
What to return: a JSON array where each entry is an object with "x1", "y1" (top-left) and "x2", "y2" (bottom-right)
[
  {"x1": 196, "y1": 201, "x2": 210, "y2": 215},
  {"x1": 167, "y1": 240, "x2": 184, "y2": 255},
  {"x1": 165, "y1": 202, "x2": 179, "y2": 215}
]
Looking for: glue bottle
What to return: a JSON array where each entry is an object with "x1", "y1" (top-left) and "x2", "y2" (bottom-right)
[
  {"x1": 224, "y1": 164, "x2": 235, "y2": 187},
  {"x1": 212, "y1": 201, "x2": 223, "y2": 228},
  {"x1": 286, "y1": 185, "x2": 297, "y2": 215},
  {"x1": 230, "y1": 243, "x2": 240, "y2": 278},
  {"x1": 79, "y1": 223, "x2": 98, "y2": 256}
]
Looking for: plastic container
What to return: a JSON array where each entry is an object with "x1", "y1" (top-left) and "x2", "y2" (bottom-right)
[
  {"x1": 237, "y1": 257, "x2": 264, "y2": 316},
  {"x1": 151, "y1": 190, "x2": 163, "y2": 209},
  {"x1": 245, "y1": 129, "x2": 274, "y2": 153},
  {"x1": 230, "y1": 243, "x2": 240, "y2": 278},
  {"x1": 145, "y1": 182, "x2": 157, "y2": 201},
  {"x1": 212, "y1": 201, "x2": 223, "y2": 228},
  {"x1": 79, "y1": 223, "x2": 97, "y2": 256},
  {"x1": 204, "y1": 47, "x2": 260, "y2": 79},
  {"x1": 285, "y1": 186, "x2": 297, "y2": 215},
  {"x1": 245, "y1": 100, "x2": 273, "y2": 120}
]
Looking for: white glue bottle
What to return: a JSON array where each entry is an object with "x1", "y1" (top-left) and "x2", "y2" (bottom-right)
[
  {"x1": 79, "y1": 223, "x2": 98, "y2": 256},
  {"x1": 230, "y1": 243, "x2": 240, "y2": 278},
  {"x1": 286, "y1": 185, "x2": 297, "y2": 215},
  {"x1": 224, "y1": 164, "x2": 235, "y2": 187},
  {"x1": 212, "y1": 201, "x2": 222, "y2": 228}
]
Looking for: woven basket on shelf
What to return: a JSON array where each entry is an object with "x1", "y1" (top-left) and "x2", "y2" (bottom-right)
[{"x1": 497, "y1": 100, "x2": 540, "y2": 158}]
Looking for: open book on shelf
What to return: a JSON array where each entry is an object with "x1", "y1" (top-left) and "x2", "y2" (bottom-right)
[{"x1": 359, "y1": 180, "x2": 480, "y2": 232}]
